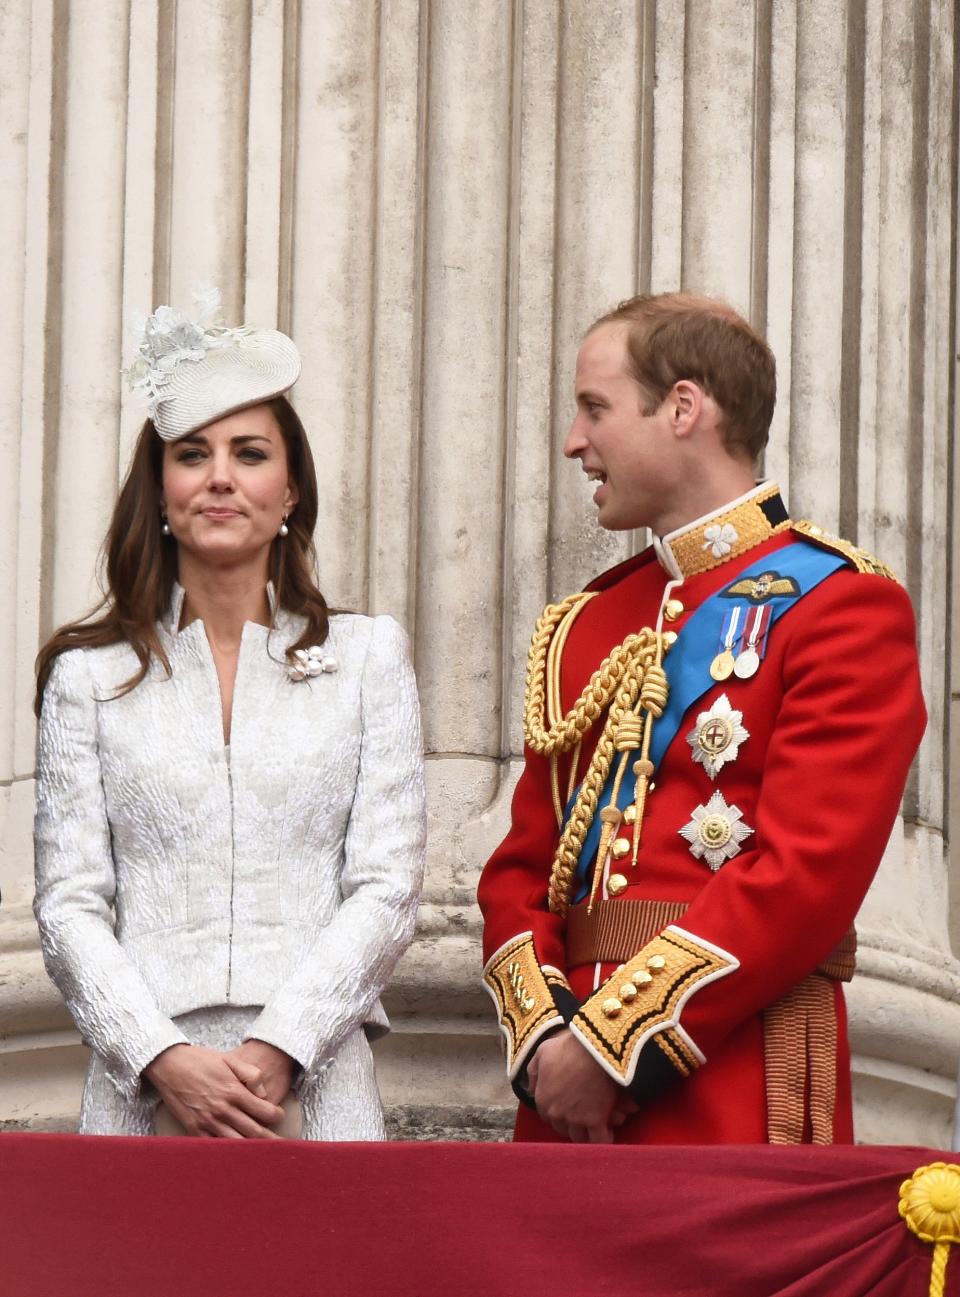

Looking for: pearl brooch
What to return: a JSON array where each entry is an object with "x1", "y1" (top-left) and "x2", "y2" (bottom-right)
[{"x1": 288, "y1": 646, "x2": 337, "y2": 682}]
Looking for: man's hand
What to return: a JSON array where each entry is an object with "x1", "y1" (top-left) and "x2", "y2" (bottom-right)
[
  {"x1": 145, "y1": 1043, "x2": 285, "y2": 1139},
  {"x1": 224, "y1": 1039, "x2": 295, "y2": 1107},
  {"x1": 526, "y1": 1029, "x2": 623, "y2": 1143}
]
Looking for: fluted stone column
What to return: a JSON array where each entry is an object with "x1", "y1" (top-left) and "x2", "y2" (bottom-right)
[{"x1": 0, "y1": 0, "x2": 956, "y2": 1144}]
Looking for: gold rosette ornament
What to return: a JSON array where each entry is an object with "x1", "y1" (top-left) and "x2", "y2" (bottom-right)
[{"x1": 899, "y1": 1162, "x2": 960, "y2": 1297}]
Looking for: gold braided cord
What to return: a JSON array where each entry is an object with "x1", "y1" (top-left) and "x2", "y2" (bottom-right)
[
  {"x1": 545, "y1": 593, "x2": 596, "y2": 728},
  {"x1": 547, "y1": 659, "x2": 646, "y2": 915},
  {"x1": 525, "y1": 603, "x2": 660, "y2": 758},
  {"x1": 545, "y1": 593, "x2": 597, "y2": 827},
  {"x1": 523, "y1": 594, "x2": 670, "y2": 916},
  {"x1": 566, "y1": 738, "x2": 583, "y2": 803},
  {"x1": 931, "y1": 1242, "x2": 950, "y2": 1297}
]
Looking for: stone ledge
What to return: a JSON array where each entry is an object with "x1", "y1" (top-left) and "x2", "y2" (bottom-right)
[{"x1": 384, "y1": 1104, "x2": 513, "y2": 1143}]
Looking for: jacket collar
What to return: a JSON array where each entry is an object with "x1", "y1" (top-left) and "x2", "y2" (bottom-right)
[
  {"x1": 161, "y1": 581, "x2": 299, "y2": 641},
  {"x1": 652, "y1": 481, "x2": 790, "y2": 580}
]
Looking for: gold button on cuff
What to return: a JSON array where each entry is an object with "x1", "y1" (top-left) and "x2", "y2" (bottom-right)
[
  {"x1": 647, "y1": 954, "x2": 666, "y2": 972},
  {"x1": 619, "y1": 983, "x2": 638, "y2": 1002},
  {"x1": 607, "y1": 873, "x2": 628, "y2": 896},
  {"x1": 602, "y1": 998, "x2": 622, "y2": 1018},
  {"x1": 632, "y1": 969, "x2": 653, "y2": 987},
  {"x1": 664, "y1": 598, "x2": 685, "y2": 621},
  {"x1": 611, "y1": 837, "x2": 631, "y2": 860}
]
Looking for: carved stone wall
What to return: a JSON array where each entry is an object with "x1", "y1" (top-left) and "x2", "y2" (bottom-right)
[{"x1": 1, "y1": 0, "x2": 956, "y2": 1145}]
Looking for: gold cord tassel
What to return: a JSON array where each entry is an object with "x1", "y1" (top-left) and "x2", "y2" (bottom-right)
[{"x1": 630, "y1": 655, "x2": 669, "y2": 868}]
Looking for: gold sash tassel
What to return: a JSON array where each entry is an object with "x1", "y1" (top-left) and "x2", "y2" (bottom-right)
[{"x1": 763, "y1": 973, "x2": 839, "y2": 1145}]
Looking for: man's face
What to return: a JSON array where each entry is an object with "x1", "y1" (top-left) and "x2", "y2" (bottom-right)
[{"x1": 564, "y1": 322, "x2": 680, "y2": 532}]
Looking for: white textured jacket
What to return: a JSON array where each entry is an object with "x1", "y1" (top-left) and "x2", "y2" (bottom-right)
[{"x1": 34, "y1": 589, "x2": 426, "y2": 1103}]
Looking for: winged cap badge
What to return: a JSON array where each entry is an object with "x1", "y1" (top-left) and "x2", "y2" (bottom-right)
[{"x1": 722, "y1": 570, "x2": 800, "y2": 604}]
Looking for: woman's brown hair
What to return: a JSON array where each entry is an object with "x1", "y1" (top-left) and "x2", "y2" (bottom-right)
[{"x1": 34, "y1": 396, "x2": 329, "y2": 714}]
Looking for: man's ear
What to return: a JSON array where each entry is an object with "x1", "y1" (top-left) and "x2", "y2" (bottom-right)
[{"x1": 670, "y1": 380, "x2": 705, "y2": 438}]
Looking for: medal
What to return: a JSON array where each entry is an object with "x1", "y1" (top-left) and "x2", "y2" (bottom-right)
[
  {"x1": 733, "y1": 605, "x2": 772, "y2": 680},
  {"x1": 678, "y1": 790, "x2": 754, "y2": 870},
  {"x1": 733, "y1": 647, "x2": 760, "y2": 678},
  {"x1": 711, "y1": 606, "x2": 743, "y2": 682},
  {"x1": 710, "y1": 649, "x2": 735, "y2": 681},
  {"x1": 686, "y1": 693, "x2": 749, "y2": 779}
]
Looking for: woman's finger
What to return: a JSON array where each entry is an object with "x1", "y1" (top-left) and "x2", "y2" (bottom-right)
[
  {"x1": 213, "y1": 1107, "x2": 281, "y2": 1140},
  {"x1": 230, "y1": 1084, "x2": 285, "y2": 1126},
  {"x1": 223, "y1": 1055, "x2": 268, "y2": 1098}
]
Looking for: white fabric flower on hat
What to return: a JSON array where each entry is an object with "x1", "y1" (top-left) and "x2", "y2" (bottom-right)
[
  {"x1": 125, "y1": 286, "x2": 252, "y2": 420},
  {"x1": 288, "y1": 646, "x2": 337, "y2": 682},
  {"x1": 678, "y1": 790, "x2": 753, "y2": 870},
  {"x1": 703, "y1": 522, "x2": 739, "y2": 558}
]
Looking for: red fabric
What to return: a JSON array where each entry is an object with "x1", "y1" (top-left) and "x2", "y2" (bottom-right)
[
  {"x1": 2, "y1": 1134, "x2": 955, "y2": 1296},
  {"x1": 478, "y1": 530, "x2": 926, "y2": 1141}
]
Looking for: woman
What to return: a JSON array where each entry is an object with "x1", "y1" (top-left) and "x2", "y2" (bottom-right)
[{"x1": 33, "y1": 289, "x2": 426, "y2": 1139}]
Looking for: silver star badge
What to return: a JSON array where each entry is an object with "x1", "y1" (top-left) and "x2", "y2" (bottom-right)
[
  {"x1": 679, "y1": 790, "x2": 754, "y2": 870},
  {"x1": 686, "y1": 693, "x2": 749, "y2": 780}
]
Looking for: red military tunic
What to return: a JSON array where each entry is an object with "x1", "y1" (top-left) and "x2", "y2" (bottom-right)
[{"x1": 478, "y1": 485, "x2": 926, "y2": 1144}]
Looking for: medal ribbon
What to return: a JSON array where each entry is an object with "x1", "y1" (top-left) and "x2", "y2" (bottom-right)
[{"x1": 568, "y1": 540, "x2": 848, "y2": 898}]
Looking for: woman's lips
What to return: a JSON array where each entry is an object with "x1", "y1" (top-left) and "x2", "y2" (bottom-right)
[{"x1": 201, "y1": 508, "x2": 241, "y2": 520}]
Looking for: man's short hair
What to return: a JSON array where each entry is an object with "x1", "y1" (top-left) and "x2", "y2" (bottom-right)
[{"x1": 590, "y1": 293, "x2": 776, "y2": 462}]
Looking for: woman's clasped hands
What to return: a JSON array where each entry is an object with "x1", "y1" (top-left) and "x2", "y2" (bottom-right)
[{"x1": 145, "y1": 1038, "x2": 294, "y2": 1138}]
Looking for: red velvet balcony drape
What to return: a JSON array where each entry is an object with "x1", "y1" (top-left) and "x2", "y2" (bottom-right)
[{"x1": 2, "y1": 1135, "x2": 957, "y2": 1297}]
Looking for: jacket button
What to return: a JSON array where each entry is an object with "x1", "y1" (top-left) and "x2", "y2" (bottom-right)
[
  {"x1": 611, "y1": 837, "x2": 631, "y2": 860},
  {"x1": 607, "y1": 873, "x2": 628, "y2": 896},
  {"x1": 664, "y1": 598, "x2": 685, "y2": 621}
]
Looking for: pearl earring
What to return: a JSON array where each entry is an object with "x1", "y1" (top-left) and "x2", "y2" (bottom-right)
[
  {"x1": 161, "y1": 514, "x2": 171, "y2": 537},
  {"x1": 279, "y1": 515, "x2": 289, "y2": 538}
]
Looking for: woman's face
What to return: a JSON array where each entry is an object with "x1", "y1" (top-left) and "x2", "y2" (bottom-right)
[{"x1": 161, "y1": 404, "x2": 297, "y2": 567}]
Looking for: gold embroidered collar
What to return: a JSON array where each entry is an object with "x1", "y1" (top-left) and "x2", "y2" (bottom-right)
[{"x1": 653, "y1": 483, "x2": 790, "y2": 580}]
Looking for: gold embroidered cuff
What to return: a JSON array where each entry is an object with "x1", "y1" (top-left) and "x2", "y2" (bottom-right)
[
  {"x1": 569, "y1": 925, "x2": 739, "y2": 1085},
  {"x1": 482, "y1": 933, "x2": 571, "y2": 1080}
]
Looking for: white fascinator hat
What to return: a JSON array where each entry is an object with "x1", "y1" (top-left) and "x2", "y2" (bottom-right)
[{"x1": 124, "y1": 285, "x2": 301, "y2": 442}]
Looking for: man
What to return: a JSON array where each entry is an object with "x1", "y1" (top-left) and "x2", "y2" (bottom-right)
[{"x1": 478, "y1": 293, "x2": 925, "y2": 1145}]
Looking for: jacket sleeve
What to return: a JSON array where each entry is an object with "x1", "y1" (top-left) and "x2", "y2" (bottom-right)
[
  {"x1": 246, "y1": 615, "x2": 426, "y2": 1081},
  {"x1": 33, "y1": 651, "x2": 188, "y2": 1101},
  {"x1": 477, "y1": 742, "x2": 576, "y2": 1090},
  {"x1": 570, "y1": 573, "x2": 927, "y2": 1099}
]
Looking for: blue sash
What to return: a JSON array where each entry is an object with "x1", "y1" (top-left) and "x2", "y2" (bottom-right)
[{"x1": 570, "y1": 540, "x2": 846, "y2": 897}]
